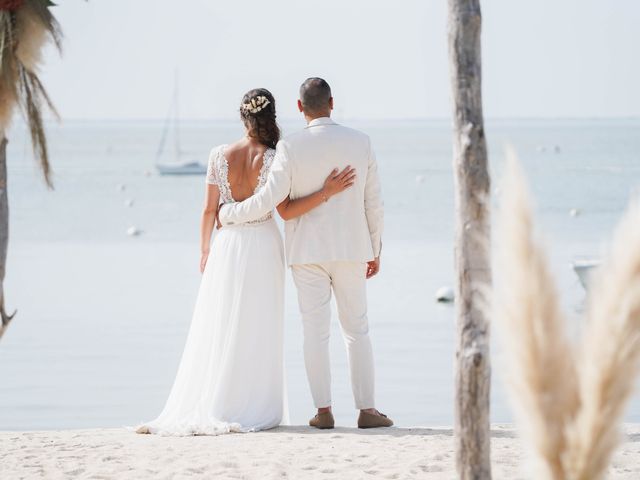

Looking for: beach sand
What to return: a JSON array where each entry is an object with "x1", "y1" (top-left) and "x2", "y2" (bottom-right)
[{"x1": 1, "y1": 425, "x2": 638, "y2": 479}]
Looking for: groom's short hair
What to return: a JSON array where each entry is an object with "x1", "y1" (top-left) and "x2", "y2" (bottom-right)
[{"x1": 299, "y1": 77, "x2": 332, "y2": 113}]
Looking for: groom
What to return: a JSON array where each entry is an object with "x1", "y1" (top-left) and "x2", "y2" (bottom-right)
[{"x1": 218, "y1": 77, "x2": 392, "y2": 429}]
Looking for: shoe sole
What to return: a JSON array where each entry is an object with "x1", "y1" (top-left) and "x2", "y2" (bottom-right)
[{"x1": 310, "y1": 424, "x2": 335, "y2": 429}]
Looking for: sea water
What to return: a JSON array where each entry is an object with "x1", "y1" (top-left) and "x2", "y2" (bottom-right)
[{"x1": 1, "y1": 118, "x2": 639, "y2": 430}]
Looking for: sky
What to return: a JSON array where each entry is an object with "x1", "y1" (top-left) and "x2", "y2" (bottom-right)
[{"x1": 35, "y1": 0, "x2": 640, "y2": 121}]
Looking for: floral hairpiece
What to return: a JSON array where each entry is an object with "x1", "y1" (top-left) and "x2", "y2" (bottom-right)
[{"x1": 242, "y1": 95, "x2": 270, "y2": 114}]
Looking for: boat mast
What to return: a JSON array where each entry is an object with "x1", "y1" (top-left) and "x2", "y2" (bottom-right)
[
  {"x1": 155, "y1": 70, "x2": 180, "y2": 164},
  {"x1": 173, "y1": 69, "x2": 181, "y2": 160}
]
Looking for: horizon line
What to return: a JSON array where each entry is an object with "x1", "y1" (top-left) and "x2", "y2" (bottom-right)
[{"x1": 13, "y1": 115, "x2": 640, "y2": 124}]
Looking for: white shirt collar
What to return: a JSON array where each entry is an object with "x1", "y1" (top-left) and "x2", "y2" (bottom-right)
[{"x1": 305, "y1": 117, "x2": 336, "y2": 128}]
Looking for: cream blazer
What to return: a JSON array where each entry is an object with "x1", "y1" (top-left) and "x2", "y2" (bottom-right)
[{"x1": 218, "y1": 117, "x2": 384, "y2": 266}]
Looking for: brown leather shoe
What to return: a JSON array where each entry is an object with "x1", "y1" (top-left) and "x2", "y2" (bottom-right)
[
  {"x1": 309, "y1": 411, "x2": 335, "y2": 429},
  {"x1": 358, "y1": 410, "x2": 394, "y2": 428}
]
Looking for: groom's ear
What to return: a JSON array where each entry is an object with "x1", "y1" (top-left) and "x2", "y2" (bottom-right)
[
  {"x1": 329, "y1": 97, "x2": 334, "y2": 111},
  {"x1": 297, "y1": 99, "x2": 304, "y2": 113}
]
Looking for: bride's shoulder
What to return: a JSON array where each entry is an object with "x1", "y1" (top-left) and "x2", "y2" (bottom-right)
[
  {"x1": 209, "y1": 143, "x2": 228, "y2": 155},
  {"x1": 208, "y1": 144, "x2": 228, "y2": 163}
]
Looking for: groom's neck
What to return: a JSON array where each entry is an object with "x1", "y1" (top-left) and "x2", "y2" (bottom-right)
[{"x1": 304, "y1": 111, "x2": 331, "y2": 124}]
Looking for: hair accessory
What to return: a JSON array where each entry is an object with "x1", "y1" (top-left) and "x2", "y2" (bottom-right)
[{"x1": 242, "y1": 95, "x2": 270, "y2": 114}]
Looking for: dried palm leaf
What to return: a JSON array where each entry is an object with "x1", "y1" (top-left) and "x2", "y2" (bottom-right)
[
  {"x1": 0, "y1": 11, "x2": 19, "y2": 129},
  {"x1": 0, "y1": 0, "x2": 60, "y2": 187},
  {"x1": 15, "y1": 1, "x2": 61, "y2": 71}
]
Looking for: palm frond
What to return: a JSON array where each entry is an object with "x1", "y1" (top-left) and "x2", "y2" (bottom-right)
[
  {"x1": 16, "y1": 0, "x2": 62, "y2": 66},
  {"x1": 0, "y1": 1, "x2": 61, "y2": 186},
  {"x1": 19, "y1": 66, "x2": 52, "y2": 186},
  {"x1": 26, "y1": 0, "x2": 61, "y2": 49},
  {"x1": 0, "y1": 11, "x2": 19, "y2": 130}
]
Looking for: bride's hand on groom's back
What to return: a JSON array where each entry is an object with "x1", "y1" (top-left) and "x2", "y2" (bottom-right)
[{"x1": 322, "y1": 166, "x2": 356, "y2": 199}]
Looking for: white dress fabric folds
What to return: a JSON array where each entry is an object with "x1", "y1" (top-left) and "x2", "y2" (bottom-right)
[{"x1": 140, "y1": 146, "x2": 286, "y2": 436}]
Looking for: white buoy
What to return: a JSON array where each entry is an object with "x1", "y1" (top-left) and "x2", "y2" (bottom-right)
[
  {"x1": 116, "y1": 183, "x2": 126, "y2": 192},
  {"x1": 570, "y1": 208, "x2": 581, "y2": 217},
  {"x1": 126, "y1": 226, "x2": 142, "y2": 237},
  {"x1": 144, "y1": 170, "x2": 152, "y2": 177},
  {"x1": 415, "y1": 175, "x2": 426, "y2": 184},
  {"x1": 125, "y1": 199, "x2": 134, "y2": 208},
  {"x1": 435, "y1": 286, "x2": 455, "y2": 303}
]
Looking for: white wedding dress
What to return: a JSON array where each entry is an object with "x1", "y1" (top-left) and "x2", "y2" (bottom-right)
[{"x1": 140, "y1": 145, "x2": 286, "y2": 436}]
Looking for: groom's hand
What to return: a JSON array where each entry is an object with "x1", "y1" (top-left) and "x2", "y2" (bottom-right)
[
  {"x1": 366, "y1": 257, "x2": 380, "y2": 279},
  {"x1": 215, "y1": 204, "x2": 225, "y2": 229}
]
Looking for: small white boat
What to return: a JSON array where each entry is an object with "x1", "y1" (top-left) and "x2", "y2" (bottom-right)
[
  {"x1": 155, "y1": 72, "x2": 206, "y2": 176},
  {"x1": 157, "y1": 161, "x2": 206, "y2": 175},
  {"x1": 435, "y1": 285, "x2": 455, "y2": 303},
  {"x1": 126, "y1": 225, "x2": 142, "y2": 237},
  {"x1": 572, "y1": 259, "x2": 600, "y2": 289}
]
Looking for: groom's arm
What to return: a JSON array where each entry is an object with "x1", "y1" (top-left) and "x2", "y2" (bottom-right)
[
  {"x1": 364, "y1": 139, "x2": 384, "y2": 258},
  {"x1": 218, "y1": 142, "x2": 293, "y2": 226}
]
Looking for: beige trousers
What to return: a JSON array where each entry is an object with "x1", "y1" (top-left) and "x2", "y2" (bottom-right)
[{"x1": 291, "y1": 262, "x2": 375, "y2": 410}]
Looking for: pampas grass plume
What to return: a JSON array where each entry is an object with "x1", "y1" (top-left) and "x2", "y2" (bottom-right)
[
  {"x1": 497, "y1": 148, "x2": 640, "y2": 480},
  {"x1": 495, "y1": 148, "x2": 578, "y2": 479},
  {"x1": 564, "y1": 200, "x2": 640, "y2": 480}
]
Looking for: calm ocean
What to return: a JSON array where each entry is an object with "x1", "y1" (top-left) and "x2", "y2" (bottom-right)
[{"x1": 1, "y1": 118, "x2": 639, "y2": 430}]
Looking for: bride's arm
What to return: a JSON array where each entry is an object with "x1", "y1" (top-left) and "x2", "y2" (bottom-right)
[
  {"x1": 200, "y1": 183, "x2": 221, "y2": 273},
  {"x1": 276, "y1": 166, "x2": 355, "y2": 221}
]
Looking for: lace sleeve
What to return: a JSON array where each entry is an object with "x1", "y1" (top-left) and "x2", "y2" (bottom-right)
[{"x1": 206, "y1": 147, "x2": 221, "y2": 186}]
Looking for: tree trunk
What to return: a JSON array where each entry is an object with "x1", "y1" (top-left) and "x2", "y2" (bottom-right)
[
  {"x1": 447, "y1": 1, "x2": 492, "y2": 479},
  {"x1": 0, "y1": 136, "x2": 15, "y2": 340}
]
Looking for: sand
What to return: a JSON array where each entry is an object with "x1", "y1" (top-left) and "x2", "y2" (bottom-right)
[{"x1": 1, "y1": 425, "x2": 639, "y2": 479}]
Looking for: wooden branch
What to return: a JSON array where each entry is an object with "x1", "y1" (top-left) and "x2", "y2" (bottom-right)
[
  {"x1": 0, "y1": 136, "x2": 16, "y2": 340},
  {"x1": 447, "y1": 0, "x2": 492, "y2": 478}
]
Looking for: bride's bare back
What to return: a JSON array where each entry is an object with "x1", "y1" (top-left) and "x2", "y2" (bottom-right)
[{"x1": 223, "y1": 139, "x2": 269, "y2": 202}]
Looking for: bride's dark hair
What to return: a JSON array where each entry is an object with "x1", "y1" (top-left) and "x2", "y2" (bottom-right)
[{"x1": 240, "y1": 88, "x2": 280, "y2": 149}]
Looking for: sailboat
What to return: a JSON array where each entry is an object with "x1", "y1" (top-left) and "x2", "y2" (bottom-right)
[
  {"x1": 572, "y1": 258, "x2": 600, "y2": 289},
  {"x1": 155, "y1": 75, "x2": 207, "y2": 175}
]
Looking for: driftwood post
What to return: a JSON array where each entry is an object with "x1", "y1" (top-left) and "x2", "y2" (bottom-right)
[
  {"x1": 0, "y1": 136, "x2": 14, "y2": 339},
  {"x1": 447, "y1": 0, "x2": 492, "y2": 478}
]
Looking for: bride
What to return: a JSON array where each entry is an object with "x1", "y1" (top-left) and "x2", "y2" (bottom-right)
[{"x1": 137, "y1": 88, "x2": 355, "y2": 436}]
